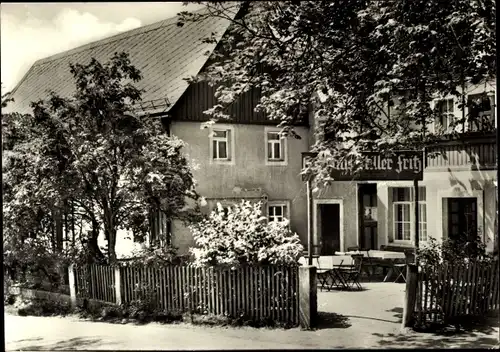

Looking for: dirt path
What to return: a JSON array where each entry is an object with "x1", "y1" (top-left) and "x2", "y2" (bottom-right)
[{"x1": 5, "y1": 283, "x2": 499, "y2": 350}]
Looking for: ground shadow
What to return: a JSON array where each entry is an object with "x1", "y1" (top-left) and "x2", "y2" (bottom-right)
[
  {"x1": 14, "y1": 337, "x2": 102, "y2": 351},
  {"x1": 386, "y1": 307, "x2": 403, "y2": 323},
  {"x1": 315, "y1": 311, "x2": 352, "y2": 330},
  {"x1": 372, "y1": 332, "x2": 498, "y2": 349},
  {"x1": 372, "y1": 314, "x2": 499, "y2": 349},
  {"x1": 344, "y1": 315, "x2": 401, "y2": 324},
  {"x1": 319, "y1": 287, "x2": 371, "y2": 293}
]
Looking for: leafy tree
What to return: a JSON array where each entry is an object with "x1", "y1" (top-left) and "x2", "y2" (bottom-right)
[
  {"x1": 179, "y1": 0, "x2": 496, "y2": 185},
  {"x1": 189, "y1": 200, "x2": 303, "y2": 267},
  {"x1": 3, "y1": 52, "x2": 200, "y2": 264}
]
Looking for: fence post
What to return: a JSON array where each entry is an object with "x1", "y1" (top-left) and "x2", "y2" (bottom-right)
[
  {"x1": 299, "y1": 265, "x2": 317, "y2": 329},
  {"x1": 402, "y1": 264, "x2": 419, "y2": 329},
  {"x1": 114, "y1": 266, "x2": 122, "y2": 306},
  {"x1": 68, "y1": 264, "x2": 77, "y2": 310}
]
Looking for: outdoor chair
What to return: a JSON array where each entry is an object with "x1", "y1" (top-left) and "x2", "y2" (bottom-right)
[
  {"x1": 358, "y1": 248, "x2": 378, "y2": 281},
  {"x1": 377, "y1": 245, "x2": 395, "y2": 276},
  {"x1": 337, "y1": 254, "x2": 363, "y2": 290},
  {"x1": 393, "y1": 249, "x2": 415, "y2": 283},
  {"x1": 315, "y1": 257, "x2": 334, "y2": 291}
]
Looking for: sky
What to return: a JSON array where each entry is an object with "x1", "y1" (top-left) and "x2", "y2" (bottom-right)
[{"x1": 1, "y1": 2, "x2": 203, "y2": 93}]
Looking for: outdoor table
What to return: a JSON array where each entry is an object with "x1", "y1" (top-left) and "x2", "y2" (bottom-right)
[{"x1": 341, "y1": 250, "x2": 407, "y2": 282}]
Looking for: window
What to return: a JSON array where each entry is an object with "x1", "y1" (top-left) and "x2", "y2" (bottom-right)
[
  {"x1": 209, "y1": 126, "x2": 235, "y2": 164},
  {"x1": 268, "y1": 202, "x2": 289, "y2": 222},
  {"x1": 393, "y1": 188, "x2": 412, "y2": 241},
  {"x1": 435, "y1": 99, "x2": 455, "y2": 131},
  {"x1": 391, "y1": 187, "x2": 427, "y2": 243},
  {"x1": 448, "y1": 198, "x2": 477, "y2": 240},
  {"x1": 265, "y1": 128, "x2": 287, "y2": 165},
  {"x1": 213, "y1": 130, "x2": 229, "y2": 160},
  {"x1": 267, "y1": 132, "x2": 284, "y2": 160},
  {"x1": 467, "y1": 93, "x2": 494, "y2": 131}
]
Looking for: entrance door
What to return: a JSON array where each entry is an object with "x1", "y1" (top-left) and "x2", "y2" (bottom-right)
[
  {"x1": 320, "y1": 204, "x2": 340, "y2": 255},
  {"x1": 358, "y1": 184, "x2": 378, "y2": 250},
  {"x1": 448, "y1": 197, "x2": 478, "y2": 240}
]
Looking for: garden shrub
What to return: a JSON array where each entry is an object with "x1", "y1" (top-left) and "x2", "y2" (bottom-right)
[
  {"x1": 189, "y1": 200, "x2": 303, "y2": 268},
  {"x1": 418, "y1": 230, "x2": 493, "y2": 267},
  {"x1": 124, "y1": 245, "x2": 188, "y2": 266},
  {"x1": 16, "y1": 297, "x2": 72, "y2": 317},
  {"x1": 5, "y1": 293, "x2": 17, "y2": 305},
  {"x1": 415, "y1": 230, "x2": 495, "y2": 331},
  {"x1": 183, "y1": 312, "x2": 290, "y2": 329}
]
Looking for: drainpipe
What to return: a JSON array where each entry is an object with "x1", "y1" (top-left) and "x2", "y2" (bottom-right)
[{"x1": 307, "y1": 178, "x2": 314, "y2": 265}]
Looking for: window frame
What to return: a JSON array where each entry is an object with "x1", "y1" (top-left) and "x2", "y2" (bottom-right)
[
  {"x1": 467, "y1": 93, "x2": 495, "y2": 132},
  {"x1": 265, "y1": 127, "x2": 288, "y2": 166},
  {"x1": 391, "y1": 187, "x2": 427, "y2": 245},
  {"x1": 267, "y1": 200, "x2": 290, "y2": 223},
  {"x1": 209, "y1": 124, "x2": 235, "y2": 165},
  {"x1": 434, "y1": 98, "x2": 456, "y2": 132},
  {"x1": 393, "y1": 201, "x2": 412, "y2": 242}
]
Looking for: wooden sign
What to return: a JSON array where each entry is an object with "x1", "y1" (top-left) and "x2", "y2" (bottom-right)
[{"x1": 302, "y1": 150, "x2": 424, "y2": 181}]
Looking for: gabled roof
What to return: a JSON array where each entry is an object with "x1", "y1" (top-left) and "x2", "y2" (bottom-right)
[{"x1": 3, "y1": 7, "x2": 233, "y2": 115}]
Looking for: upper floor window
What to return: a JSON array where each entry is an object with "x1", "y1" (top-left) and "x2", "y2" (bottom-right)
[
  {"x1": 209, "y1": 125, "x2": 235, "y2": 164},
  {"x1": 265, "y1": 127, "x2": 287, "y2": 165},
  {"x1": 467, "y1": 93, "x2": 495, "y2": 132},
  {"x1": 435, "y1": 99, "x2": 455, "y2": 131}
]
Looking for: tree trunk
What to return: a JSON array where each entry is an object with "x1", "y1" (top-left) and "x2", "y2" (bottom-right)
[
  {"x1": 85, "y1": 220, "x2": 105, "y2": 264},
  {"x1": 107, "y1": 226, "x2": 117, "y2": 263},
  {"x1": 51, "y1": 206, "x2": 64, "y2": 252}
]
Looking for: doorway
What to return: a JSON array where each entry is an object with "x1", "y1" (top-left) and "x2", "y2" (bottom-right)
[
  {"x1": 358, "y1": 184, "x2": 378, "y2": 250},
  {"x1": 448, "y1": 197, "x2": 478, "y2": 240},
  {"x1": 318, "y1": 203, "x2": 341, "y2": 255}
]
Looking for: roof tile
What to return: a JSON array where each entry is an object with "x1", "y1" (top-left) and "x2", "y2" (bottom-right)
[{"x1": 4, "y1": 8, "x2": 232, "y2": 115}]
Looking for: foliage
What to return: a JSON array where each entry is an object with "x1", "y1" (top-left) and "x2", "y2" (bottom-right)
[
  {"x1": 16, "y1": 297, "x2": 72, "y2": 317},
  {"x1": 5, "y1": 293, "x2": 17, "y2": 306},
  {"x1": 79, "y1": 283, "x2": 183, "y2": 324},
  {"x1": 125, "y1": 283, "x2": 160, "y2": 320},
  {"x1": 416, "y1": 231, "x2": 496, "y2": 332},
  {"x1": 2, "y1": 52, "x2": 200, "y2": 264},
  {"x1": 418, "y1": 231, "x2": 493, "y2": 268},
  {"x1": 183, "y1": 312, "x2": 288, "y2": 328},
  {"x1": 189, "y1": 200, "x2": 303, "y2": 267},
  {"x1": 124, "y1": 245, "x2": 189, "y2": 266},
  {"x1": 179, "y1": 1, "x2": 496, "y2": 185}
]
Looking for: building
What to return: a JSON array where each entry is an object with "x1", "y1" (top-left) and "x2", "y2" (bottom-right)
[
  {"x1": 3, "y1": 9, "x2": 310, "y2": 256},
  {"x1": 4, "y1": 9, "x2": 497, "y2": 256},
  {"x1": 307, "y1": 81, "x2": 497, "y2": 255}
]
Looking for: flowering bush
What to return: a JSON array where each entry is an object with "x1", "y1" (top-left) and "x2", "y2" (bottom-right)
[{"x1": 189, "y1": 200, "x2": 303, "y2": 268}]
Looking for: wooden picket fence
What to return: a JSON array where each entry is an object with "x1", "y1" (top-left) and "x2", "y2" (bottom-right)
[
  {"x1": 416, "y1": 259, "x2": 499, "y2": 325},
  {"x1": 74, "y1": 264, "x2": 300, "y2": 325},
  {"x1": 74, "y1": 264, "x2": 116, "y2": 304}
]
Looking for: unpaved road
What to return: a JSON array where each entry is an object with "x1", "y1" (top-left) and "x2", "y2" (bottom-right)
[{"x1": 5, "y1": 283, "x2": 499, "y2": 350}]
